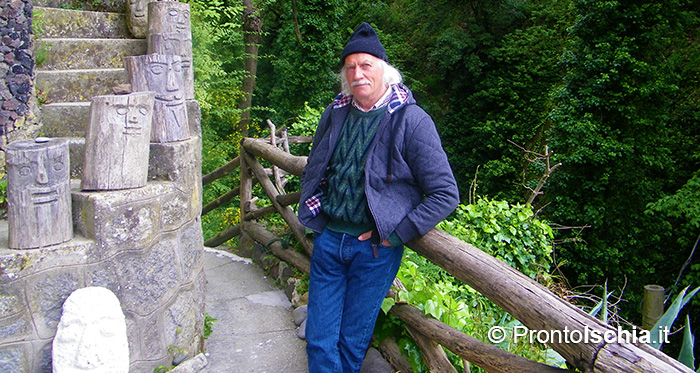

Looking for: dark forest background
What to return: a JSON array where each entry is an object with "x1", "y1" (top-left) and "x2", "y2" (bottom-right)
[{"x1": 188, "y1": 0, "x2": 700, "y2": 365}]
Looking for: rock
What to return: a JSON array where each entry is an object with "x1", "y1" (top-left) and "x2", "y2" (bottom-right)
[
  {"x1": 112, "y1": 83, "x2": 132, "y2": 95},
  {"x1": 52, "y1": 287, "x2": 129, "y2": 373},
  {"x1": 170, "y1": 353, "x2": 208, "y2": 373},
  {"x1": 292, "y1": 304, "x2": 307, "y2": 326},
  {"x1": 297, "y1": 318, "x2": 307, "y2": 340},
  {"x1": 360, "y1": 347, "x2": 393, "y2": 373}
]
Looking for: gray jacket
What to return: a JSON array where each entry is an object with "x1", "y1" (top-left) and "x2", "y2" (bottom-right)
[{"x1": 298, "y1": 84, "x2": 459, "y2": 244}]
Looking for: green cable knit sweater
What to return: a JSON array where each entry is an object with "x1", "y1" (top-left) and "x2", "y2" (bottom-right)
[{"x1": 322, "y1": 106, "x2": 401, "y2": 246}]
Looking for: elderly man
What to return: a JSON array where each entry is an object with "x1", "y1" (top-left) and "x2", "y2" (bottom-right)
[{"x1": 298, "y1": 22, "x2": 459, "y2": 372}]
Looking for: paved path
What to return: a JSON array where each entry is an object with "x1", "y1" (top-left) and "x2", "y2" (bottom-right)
[{"x1": 203, "y1": 247, "x2": 308, "y2": 372}]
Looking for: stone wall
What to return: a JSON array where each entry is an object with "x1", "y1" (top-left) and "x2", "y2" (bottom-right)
[
  {"x1": 0, "y1": 133, "x2": 206, "y2": 371},
  {"x1": 0, "y1": 0, "x2": 41, "y2": 155},
  {"x1": 0, "y1": 2, "x2": 206, "y2": 371}
]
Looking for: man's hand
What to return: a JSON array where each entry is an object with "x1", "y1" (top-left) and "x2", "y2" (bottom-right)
[{"x1": 358, "y1": 230, "x2": 391, "y2": 246}]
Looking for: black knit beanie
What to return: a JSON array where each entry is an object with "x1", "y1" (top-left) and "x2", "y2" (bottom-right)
[{"x1": 341, "y1": 23, "x2": 387, "y2": 64}]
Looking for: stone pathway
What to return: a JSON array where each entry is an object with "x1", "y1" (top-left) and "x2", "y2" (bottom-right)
[{"x1": 202, "y1": 248, "x2": 308, "y2": 372}]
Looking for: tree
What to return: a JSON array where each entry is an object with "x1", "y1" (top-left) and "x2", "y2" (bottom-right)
[
  {"x1": 239, "y1": 0, "x2": 262, "y2": 136},
  {"x1": 547, "y1": 0, "x2": 700, "y2": 313}
]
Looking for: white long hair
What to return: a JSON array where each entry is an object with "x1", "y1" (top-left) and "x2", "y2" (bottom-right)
[{"x1": 339, "y1": 58, "x2": 403, "y2": 96}]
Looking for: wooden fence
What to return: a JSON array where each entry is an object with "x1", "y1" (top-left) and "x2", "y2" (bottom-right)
[{"x1": 202, "y1": 131, "x2": 692, "y2": 373}]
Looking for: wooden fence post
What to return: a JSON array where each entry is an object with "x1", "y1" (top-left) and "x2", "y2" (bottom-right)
[
  {"x1": 238, "y1": 147, "x2": 254, "y2": 252},
  {"x1": 642, "y1": 285, "x2": 665, "y2": 330}
]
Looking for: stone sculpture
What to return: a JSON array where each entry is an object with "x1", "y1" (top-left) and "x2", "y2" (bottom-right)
[
  {"x1": 81, "y1": 92, "x2": 155, "y2": 190},
  {"x1": 125, "y1": 54, "x2": 188, "y2": 142},
  {"x1": 53, "y1": 287, "x2": 129, "y2": 373},
  {"x1": 126, "y1": 0, "x2": 152, "y2": 38},
  {"x1": 147, "y1": 1, "x2": 191, "y2": 37},
  {"x1": 6, "y1": 137, "x2": 72, "y2": 249},
  {"x1": 149, "y1": 32, "x2": 194, "y2": 100},
  {"x1": 147, "y1": 1, "x2": 194, "y2": 101}
]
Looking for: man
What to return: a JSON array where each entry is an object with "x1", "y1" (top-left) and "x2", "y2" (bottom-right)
[{"x1": 298, "y1": 22, "x2": 459, "y2": 372}]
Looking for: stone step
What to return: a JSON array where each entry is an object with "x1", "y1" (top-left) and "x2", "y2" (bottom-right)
[
  {"x1": 33, "y1": 0, "x2": 127, "y2": 14},
  {"x1": 33, "y1": 6, "x2": 133, "y2": 39},
  {"x1": 39, "y1": 102, "x2": 90, "y2": 138},
  {"x1": 35, "y1": 68, "x2": 127, "y2": 103},
  {"x1": 36, "y1": 38, "x2": 147, "y2": 70}
]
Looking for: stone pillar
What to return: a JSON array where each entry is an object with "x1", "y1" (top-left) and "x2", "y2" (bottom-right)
[
  {"x1": 0, "y1": 0, "x2": 41, "y2": 156},
  {"x1": 81, "y1": 92, "x2": 155, "y2": 191},
  {"x1": 6, "y1": 137, "x2": 72, "y2": 249}
]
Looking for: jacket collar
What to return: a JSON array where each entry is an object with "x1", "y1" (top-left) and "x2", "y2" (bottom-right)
[{"x1": 332, "y1": 83, "x2": 410, "y2": 114}]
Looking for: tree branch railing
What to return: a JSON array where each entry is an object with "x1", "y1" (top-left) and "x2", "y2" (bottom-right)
[{"x1": 201, "y1": 133, "x2": 692, "y2": 373}]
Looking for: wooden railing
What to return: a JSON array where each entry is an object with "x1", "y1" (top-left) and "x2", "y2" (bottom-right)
[{"x1": 202, "y1": 132, "x2": 692, "y2": 373}]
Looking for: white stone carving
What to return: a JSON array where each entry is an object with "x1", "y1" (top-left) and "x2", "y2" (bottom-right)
[{"x1": 53, "y1": 287, "x2": 129, "y2": 372}]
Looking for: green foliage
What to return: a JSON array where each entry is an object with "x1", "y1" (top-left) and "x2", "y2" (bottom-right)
[
  {"x1": 192, "y1": 0, "x2": 700, "y2": 363},
  {"x1": 438, "y1": 198, "x2": 554, "y2": 279},
  {"x1": 648, "y1": 172, "x2": 700, "y2": 229},
  {"x1": 256, "y1": 0, "x2": 350, "y2": 126},
  {"x1": 679, "y1": 315, "x2": 695, "y2": 370},
  {"x1": 545, "y1": 0, "x2": 700, "y2": 324},
  {"x1": 389, "y1": 250, "x2": 564, "y2": 371},
  {"x1": 644, "y1": 286, "x2": 700, "y2": 369},
  {"x1": 379, "y1": 198, "x2": 562, "y2": 371},
  {"x1": 184, "y1": 0, "x2": 246, "y2": 135},
  {"x1": 289, "y1": 102, "x2": 323, "y2": 138},
  {"x1": 201, "y1": 125, "x2": 241, "y2": 242},
  {"x1": 649, "y1": 285, "x2": 700, "y2": 349},
  {"x1": 0, "y1": 178, "x2": 6, "y2": 208},
  {"x1": 288, "y1": 102, "x2": 323, "y2": 156},
  {"x1": 203, "y1": 313, "x2": 217, "y2": 339},
  {"x1": 184, "y1": 0, "x2": 252, "y2": 243}
]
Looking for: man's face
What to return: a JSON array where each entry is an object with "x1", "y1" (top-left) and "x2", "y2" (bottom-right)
[{"x1": 344, "y1": 53, "x2": 386, "y2": 110}]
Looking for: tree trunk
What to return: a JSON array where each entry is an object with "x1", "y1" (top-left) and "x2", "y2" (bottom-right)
[
  {"x1": 405, "y1": 325, "x2": 458, "y2": 373},
  {"x1": 239, "y1": 0, "x2": 262, "y2": 136}
]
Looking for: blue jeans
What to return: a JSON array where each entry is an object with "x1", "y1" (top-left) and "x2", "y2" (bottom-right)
[{"x1": 306, "y1": 228, "x2": 404, "y2": 373}]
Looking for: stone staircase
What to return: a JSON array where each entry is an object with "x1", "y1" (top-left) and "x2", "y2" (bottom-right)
[{"x1": 32, "y1": 2, "x2": 146, "y2": 141}]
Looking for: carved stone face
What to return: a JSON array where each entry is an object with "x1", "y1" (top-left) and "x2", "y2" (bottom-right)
[
  {"x1": 6, "y1": 138, "x2": 72, "y2": 249},
  {"x1": 127, "y1": 0, "x2": 151, "y2": 38},
  {"x1": 146, "y1": 55, "x2": 184, "y2": 105},
  {"x1": 52, "y1": 287, "x2": 128, "y2": 372},
  {"x1": 82, "y1": 92, "x2": 154, "y2": 191},
  {"x1": 148, "y1": 2, "x2": 191, "y2": 35},
  {"x1": 124, "y1": 54, "x2": 188, "y2": 142},
  {"x1": 154, "y1": 33, "x2": 191, "y2": 69},
  {"x1": 7, "y1": 140, "x2": 68, "y2": 206},
  {"x1": 113, "y1": 95, "x2": 152, "y2": 137},
  {"x1": 148, "y1": 32, "x2": 194, "y2": 100},
  {"x1": 129, "y1": 0, "x2": 148, "y2": 19},
  {"x1": 164, "y1": 5, "x2": 190, "y2": 34}
]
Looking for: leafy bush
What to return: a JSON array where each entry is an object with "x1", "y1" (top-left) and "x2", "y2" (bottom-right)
[
  {"x1": 438, "y1": 197, "x2": 554, "y2": 279},
  {"x1": 378, "y1": 197, "x2": 562, "y2": 371}
]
